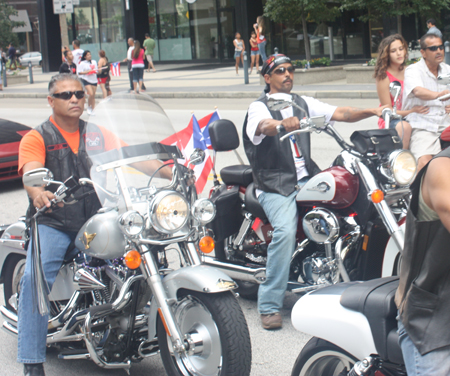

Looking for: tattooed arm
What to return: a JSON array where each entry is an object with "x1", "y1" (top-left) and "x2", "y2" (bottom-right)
[{"x1": 331, "y1": 105, "x2": 388, "y2": 123}]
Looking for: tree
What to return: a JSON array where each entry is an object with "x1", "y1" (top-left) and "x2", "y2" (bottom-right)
[
  {"x1": 0, "y1": 0, "x2": 24, "y2": 50},
  {"x1": 264, "y1": 0, "x2": 341, "y2": 61}
]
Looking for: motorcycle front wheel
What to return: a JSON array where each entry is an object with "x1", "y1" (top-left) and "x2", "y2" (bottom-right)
[
  {"x1": 3, "y1": 254, "x2": 26, "y2": 312},
  {"x1": 158, "y1": 290, "x2": 252, "y2": 376},
  {"x1": 291, "y1": 337, "x2": 358, "y2": 376}
]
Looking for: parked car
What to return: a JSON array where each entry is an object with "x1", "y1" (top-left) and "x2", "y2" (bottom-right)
[
  {"x1": 18, "y1": 52, "x2": 42, "y2": 66},
  {"x1": 0, "y1": 119, "x2": 31, "y2": 182}
]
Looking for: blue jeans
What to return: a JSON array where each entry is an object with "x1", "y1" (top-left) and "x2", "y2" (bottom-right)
[
  {"x1": 398, "y1": 317, "x2": 450, "y2": 375},
  {"x1": 258, "y1": 41, "x2": 267, "y2": 62},
  {"x1": 17, "y1": 225, "x2": 77, "y2": 364},
  {"x1": 257, "y1": 180, "x2": 308, "y2": 314}
]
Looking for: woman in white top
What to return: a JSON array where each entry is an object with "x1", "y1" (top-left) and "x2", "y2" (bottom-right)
[
  {"x1": 77, "y1": 50, "x2": 98, "y2": 115},
  {"x1": 233, "y1": 32, "x2": 245, "y2": 76}
]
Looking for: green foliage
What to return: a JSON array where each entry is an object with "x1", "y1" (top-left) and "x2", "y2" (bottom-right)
[
  {"x1": 0, "y1": 0, "x2": 24, "y2": 50},
  {"x1": 292, "y1": 57, "x2": 331, "y2": 68},
  {"x1": 366, "y1": 57, "x2": 421, "y2": 66}
]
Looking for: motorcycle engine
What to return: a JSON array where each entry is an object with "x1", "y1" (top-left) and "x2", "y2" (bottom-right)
[{"x1": 302, "y1": 208, "x2": 340, "y2": 244}]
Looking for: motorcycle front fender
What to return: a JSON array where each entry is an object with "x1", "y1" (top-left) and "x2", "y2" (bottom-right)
[{"x1": 0, "y1": 221, "x2": 27, "y2": 283}]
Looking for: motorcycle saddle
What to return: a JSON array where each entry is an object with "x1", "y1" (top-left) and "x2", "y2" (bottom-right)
[
  {"x1": 244, "y1": 183, "x2": 267, "y2": 221},
  {"x1": 220, "y1": 165, "x2": 253, "y2": 187},
  {"x1": 340, "y1": 276, "x2": 404, "y2": 365}
]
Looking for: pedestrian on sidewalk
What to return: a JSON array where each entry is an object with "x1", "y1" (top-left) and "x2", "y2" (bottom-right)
[
  {"x1": 8, "y1": 43, "x2": 18, "y2": 70},
  {"x1": 0, "y1": 54, "x2": 3, "y2": 91},
  {"x1": 59, "y1": 50, "x2": 77, "y2": 74},
  {"x1": 71, "y1": 40, "x2": 84, "y2": 66},
  {"x1": 132, "y1": 40, "x2": 145, "y2": 93},
  {"x1": 426, "y1": 18, "x2": 442, "y2": 39},
  {"x1": 97, "y1": 50, "x2": 111, "y2": 98},
  {"x1": 77, "y1": 50, "x2": 98, "y2": 115},
  {"x1": 253, "y1": 16, "x2": 267, "y2": 66},
  {"x1": 249, "y1": 31, "x2": 260, "y2": 74},
  {"x1": 143, "y1": 33, "x2": 157, "y2": 73},
  {"x1": 61, "y1": 46, "x2": 69, "y2": 63},
  {"x1": 234, "y1": 32, "x2": 245, "y2": 76},
  {"x1": 123, "y1": 38, "x2": 135, "y2": 92}
]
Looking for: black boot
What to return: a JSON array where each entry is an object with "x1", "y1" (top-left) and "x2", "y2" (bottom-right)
[{"x1": 23, "y1": 363, "x2": 45, "y2": 376}]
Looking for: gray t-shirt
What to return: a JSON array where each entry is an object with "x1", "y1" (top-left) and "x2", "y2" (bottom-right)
[{"x1": 427, "y1": 26, "x2": 443, "y2": 39}]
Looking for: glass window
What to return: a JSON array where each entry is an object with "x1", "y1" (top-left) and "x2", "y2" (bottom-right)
[
  {"x1": 157, "y1": 0, "x2": 192, "y2": 60},
  {"x1": 191, "y1": 0, "x2": 218, "y2": 60},
  {"x1": 147, "y1": 0, "x2": 159, "y2": 60},
  {"x1": 74, "y1": 0, "x2": 101, "y2": 60},
  {"x1": 99, "y1": 0, "x2": 126, "y2": 62}
]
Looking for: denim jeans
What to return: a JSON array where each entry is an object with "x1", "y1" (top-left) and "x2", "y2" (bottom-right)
[
  {"x1": 398, "y1": 316, "x2": 450, "y2": 375},
  {"x1": 17, "y1": 225, "x2": 77, "y2": 364},
  {"x1": 258, "y1": 41, "x2": 267, "y2": 63},
  {"x1": 257, "y1": 180, "x2": 308, "y2": 314}
]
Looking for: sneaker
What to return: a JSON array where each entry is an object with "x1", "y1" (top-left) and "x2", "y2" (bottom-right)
[
  {"x1": 87, "y1": 107, "x2": 92, "y2": 115},
  {"x1": 24, "y1": 363, "x2": 45, "y2": 376},
  {"x1": 261, "y1": 312, "x2": 282, "y2": 330}
]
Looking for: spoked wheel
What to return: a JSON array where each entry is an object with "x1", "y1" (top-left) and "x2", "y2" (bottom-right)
[
  {"x1": 3, "y1": 254, "x2": 26, "y2": 312},
  {"x1": 291, "y1": 338, "x2": 358, "y2": 376},
  {"x1": 158, "y1": 290, "x2": 251, "y2": 376}
]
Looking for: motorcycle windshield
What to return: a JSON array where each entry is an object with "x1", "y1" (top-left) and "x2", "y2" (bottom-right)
[{"x1": 85, "y1": 92, "x2": 183, "y2": 214}]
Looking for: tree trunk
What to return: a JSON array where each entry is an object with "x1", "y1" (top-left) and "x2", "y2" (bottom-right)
[
  {"x1": 302, "y1": 14, "x2": 311, "y2": 61},
  {"x1": 397, "y1": 14, "x2": 402, "y2": 35}
]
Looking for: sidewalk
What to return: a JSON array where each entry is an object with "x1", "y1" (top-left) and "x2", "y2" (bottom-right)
[{"x1": 0, "y1": 63, "x2": 377, "y2": 99}]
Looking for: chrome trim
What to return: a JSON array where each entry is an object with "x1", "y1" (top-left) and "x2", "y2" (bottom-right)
[
  {"x1": 334, "y1": 229, "x2": 361, "y2": 283},
  {"x1": 0, "y1": 305, "x2": 17, "y2": 325},
  {"x1": 95, "y1": 153, "x2": 172, "y2": 172},
  {"x1": 232, "y1": 213, "x2": 253, "y2": 249},
  {"x1": 202, "y1": 256, "x2": 266, "y2": 283},
  {"x1": 111, "y1": 275, "x2": 145, "y2": 311},
  {"x1": 58, "y1": 353, "x2": 90, "y2": 360},
  {"x1": 291, "y1": 239, "x2": 309, "y2": 262},
  {"x1": 138, "y1": 230, "x2": 194, "y2": 246},
  {"x1": 2, "y1": 321, "x2": 18, "y2": 336}
]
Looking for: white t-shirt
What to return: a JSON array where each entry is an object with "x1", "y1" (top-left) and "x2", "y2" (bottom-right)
[
  {"x1": 72, "y1": 48, "x2": 84, "y2": 65},
  {"x1": 246, "y1": 94, "x2": 337, "y2": 195},
  {"x1": 127, "y1": 46, "x2": 135, "y2": 61},
  {"x1": 77, "y1": 60, "x2": 98, "y2": 84}
]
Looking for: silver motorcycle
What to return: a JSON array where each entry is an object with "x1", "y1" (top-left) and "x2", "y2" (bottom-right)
[{"x1": 0, "y1": 92, "x2": 251, "y2": 375}]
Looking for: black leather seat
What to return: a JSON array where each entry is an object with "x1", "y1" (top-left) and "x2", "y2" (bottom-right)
[
  {"x1": 340, "y1": 277, "x2": 403, "y2": 364},
  {"x1": 220, "y1": 165, "x2": 253, "y2": 187},
  {"x1": 244, "y1": 182, "x2": 267, "y2": 221}
]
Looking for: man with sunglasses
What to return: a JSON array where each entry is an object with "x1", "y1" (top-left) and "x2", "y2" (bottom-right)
[
  {"x1": 403, "y1": 33, "x2": 450, "y2": 171},
  {"x1": 243, "y1": 54, "x2": 385, "y2": 330},
  {"x1": 16, "y1": 74, "x2": 172, "y2": 376}
]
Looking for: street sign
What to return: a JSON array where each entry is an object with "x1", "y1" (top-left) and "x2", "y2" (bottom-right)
[{"x1": 53, "y1": 0, "x2": 74, "y2": 14}]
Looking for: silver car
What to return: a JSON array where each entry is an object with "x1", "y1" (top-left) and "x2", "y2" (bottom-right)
[{"x1": 18, "y1": 52, "x2": 42, "y2": 66}]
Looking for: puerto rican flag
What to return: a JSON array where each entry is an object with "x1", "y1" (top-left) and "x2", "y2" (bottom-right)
[
  {"x1": 161, "y1": 111, "x2": 220, "y2": 194},
  {"x1": 111, "y1": 62, "x2": 121, "y2": 77}
]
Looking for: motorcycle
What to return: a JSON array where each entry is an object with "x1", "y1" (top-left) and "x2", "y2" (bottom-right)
[
  {"x1": 290, "y1": 276, "x2": 405, "y2": 376},
  {"x1": 0, "y1": 92, "x2": 252, "y2": 375},
  {"x1": 201, "y1": 83, "x2": 416, "y2": 298}
]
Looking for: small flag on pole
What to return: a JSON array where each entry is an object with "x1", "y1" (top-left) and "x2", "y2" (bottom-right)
[{"x1": 111, "y1": 62, "x2": 121, "y2": 77}]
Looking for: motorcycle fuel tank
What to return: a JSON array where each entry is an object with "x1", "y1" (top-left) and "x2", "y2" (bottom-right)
[
  {"x1": 296, "y1": 166, "x2": 359, "y2": 209},
  {"x1": 75, "y1": 209, "x2": 126, "y2": 260}
]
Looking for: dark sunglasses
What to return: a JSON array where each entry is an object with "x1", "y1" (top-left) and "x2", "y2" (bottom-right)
[
  {"x1": 424, "y1": 44, "x2": 444, "y2": 51},
  {"x1": 52, "y1": 91, "x2": 85, "y2": 100},
  {"x1": 272, "y1": 66, "x2": 295, "y2": 75}
]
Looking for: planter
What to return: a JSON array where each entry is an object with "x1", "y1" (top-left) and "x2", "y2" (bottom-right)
[
  {"x1": 5, "y1": 74, "x2": 28, "y2": 86},
  {"x1": 259, "y1": 65, "x2": 345, "y2": 85},
  {"x1": 344, "y1": 65, "x2": 375, "y2": 84}
]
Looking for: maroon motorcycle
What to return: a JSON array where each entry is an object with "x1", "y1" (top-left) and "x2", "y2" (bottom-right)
[{"x1": 200, "y1": 92, "x2": 416, "y2": 299}]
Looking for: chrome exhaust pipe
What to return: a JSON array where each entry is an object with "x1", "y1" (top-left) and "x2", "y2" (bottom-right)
[
  {"x1": 202, "y1": 256, "x2": 266, "y2": 283},
  {"x1": 2, "y1": 321, "x2": 18, "y2": 336},
  {"x1": 58, "y1": 353, "x2": 90, "y2": 360},
  {"x1": 0, "y1": 305, "x2": 18, "y2": 326}
]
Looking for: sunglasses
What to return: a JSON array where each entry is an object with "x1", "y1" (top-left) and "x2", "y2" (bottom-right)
[
  {"x1": 272, "y1": 66, "x2": 295, "y2": 75},
  {"x1": 52, "y1": 91, "x2": 85, "y2": 100},
  {"x1": 424, "y1": 44, "x2": 444, "y2": 51}
]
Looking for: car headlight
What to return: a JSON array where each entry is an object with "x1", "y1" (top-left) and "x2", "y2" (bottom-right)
[
  {"x1": 118, "y1": 210, "x2": 145, "y2": 237},
  {"x1": 149, "y1": 191, "x2": 189, "y2": 234},
  {"x1": 192, "y1": 198, "x2": 216, "y2": 224},
  {"x1": 381, "y1": 150, "x2": 417, "y2": 186}
]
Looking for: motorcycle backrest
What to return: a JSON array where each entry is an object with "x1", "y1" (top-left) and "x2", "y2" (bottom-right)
[{"x1": 209, "y1": 119, "x2": 240, "y2": 152}]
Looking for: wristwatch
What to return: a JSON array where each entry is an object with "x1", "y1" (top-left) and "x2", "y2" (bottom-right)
[{"x1": 276, "y1": 124, "x2": 285, "y2": 133}]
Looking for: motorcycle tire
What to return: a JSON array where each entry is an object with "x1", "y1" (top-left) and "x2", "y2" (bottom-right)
[
  {"x1": 291, "y1": 337, "x2": 358, "y2": 376},
  {"x1": 158, "y1": 290, "x2": 252, "y2": 376},
  {"x1": 215, "y1": 240, "x2": 259, "y2": 301},
  {"x1": 3, "y1": 254, "x2": 26, "y2": 312}
]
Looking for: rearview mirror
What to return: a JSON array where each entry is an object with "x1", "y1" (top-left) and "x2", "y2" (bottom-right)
[
  {"x1": 189, "y1": 148, "x2": 206, "y2": 166},
  {"x1": 23, "y1": 168, "x2": 54, "y2": 187},
  {"x1": 389, "y1": 81, "x2": 402, "y2": 105},
  {"x1": 267, "y1": 93, "x2": 293, "y2": 111},
  {"x1": 310, "y1": 116, "x2": 326, "y2": 129},
  {"x1": 438, "y1": 74, "x2": 450, "y2": 86}
]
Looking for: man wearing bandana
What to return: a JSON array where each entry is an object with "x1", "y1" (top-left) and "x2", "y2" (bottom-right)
[{"x1": 243, "y1": 54, "x2": 386, "y2": 330}]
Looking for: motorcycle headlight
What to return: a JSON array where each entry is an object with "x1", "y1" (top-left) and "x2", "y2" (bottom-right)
[
  {"x1": 192, "y1": 198, "x2": 216, "y2": 224},
  {"x1": 118, "y1": 211, "x2": 145, "y2": 237},
  {"x1": 381, "y1": 150, "x2": 417, "y2": 186},
  {"x1": 149, "y1": 191, "x2": 189, "y2": 234}
]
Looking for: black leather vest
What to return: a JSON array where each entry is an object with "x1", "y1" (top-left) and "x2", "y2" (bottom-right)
[
  {"x1": 26, "y1": 119, "x2": 104, "y2": 232},
  {"x1": 243, "y1": 94, "x2": 320, "y2": 196},
  {"x1": 395, "y1": 146, "x2": 450, "y2": 355}
]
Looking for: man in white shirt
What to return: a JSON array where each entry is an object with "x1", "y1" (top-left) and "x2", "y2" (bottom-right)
[
  {"x1": 426, "y1": 18, "x2": 443, "y2": 39},
  {"x1": 71, "y1": 39, "x2": 84, "y2": 66},
  {"x1": 403, "y1": 33, "x2": 450, "y2": 170},
  {"x1": 243, "y1": 54, "x2": 385, "y2": 330},
  {"x1": 123, "y1": 38, "x2": 135, "y2": 91}
]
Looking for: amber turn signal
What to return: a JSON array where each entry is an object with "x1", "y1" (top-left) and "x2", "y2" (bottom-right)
[
  {"x1": 199, "y1": 236, "x2": 215, "y2": 254},
  {"x1": 124, "y1": 250, "x2": 142, "y2": 269},
  {"x1": 370, "y1": 189, "x2": 384, "y2": 204}
]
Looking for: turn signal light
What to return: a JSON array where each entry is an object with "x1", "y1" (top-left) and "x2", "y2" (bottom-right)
[
  {"x1": 370, "y1": 189, "x2": 384, "y2": 204},
  {"x1": 124, "y1": 250, "x2": 142, "y2": 269},
  {"x1": 199, "y1": 236, "x2": 215, "y2": 254}
]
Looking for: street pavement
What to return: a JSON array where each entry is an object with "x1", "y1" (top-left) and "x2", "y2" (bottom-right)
[{"x1": 0, "y1": 74, "x2": 382, "y2": 375}]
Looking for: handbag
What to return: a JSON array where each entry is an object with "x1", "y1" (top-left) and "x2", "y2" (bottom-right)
[{"x1": 350, "y1": 129, "x2": 402, "y2": 156}]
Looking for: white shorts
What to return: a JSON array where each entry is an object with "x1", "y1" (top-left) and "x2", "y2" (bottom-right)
[
  {"x1": 410, "y1": 126, "x2": 447, "y2": 160},
  {"x1": 146, "y1": 55, "x2": 153, "y2": 63}
]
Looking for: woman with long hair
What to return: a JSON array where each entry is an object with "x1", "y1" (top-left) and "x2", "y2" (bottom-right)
[
  {"x1": 132, "y1": 40, "x2": 145, "y2": 93},
  {"x1": 249, "y1": 31, "x2": 260, "y2": 74},
  {"x1": 374, "y1": 34, "x2": 429, "y2": 149},
  {"x1": 233, "y1": 32, "x2": 245, "y2": 75},
  {"x1": 77, "y1": 50, "x2": 98, "y2": 115},
  {"x1": 253, "y1": 16, "x2": 267, "y2": 66}
]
